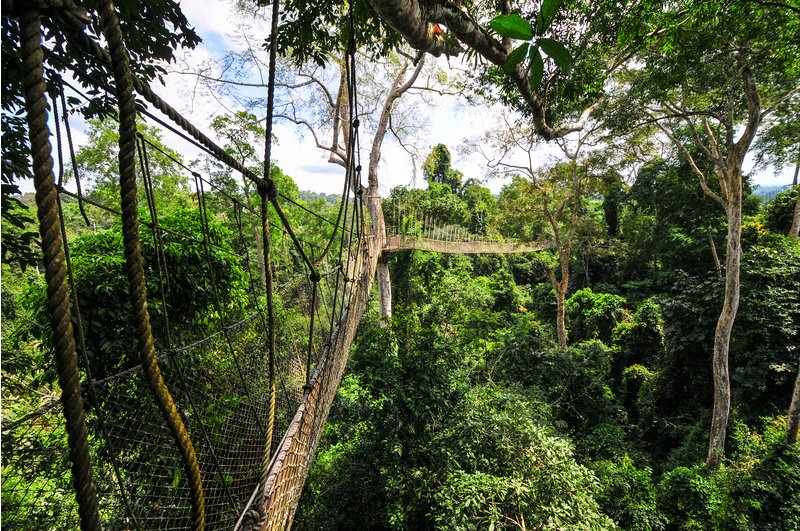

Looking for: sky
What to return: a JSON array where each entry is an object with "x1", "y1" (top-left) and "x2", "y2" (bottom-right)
[
  {"x1": 25, "y1": 0, "x2": 796, "y2": 198},
  {"x1": 160, "y1": 0, "x2": 523, "y2": 197}
]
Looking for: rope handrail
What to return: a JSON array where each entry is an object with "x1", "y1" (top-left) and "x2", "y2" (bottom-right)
[
  {"x1": 48, "y1": 11, "x2": 321, "y2": 278},
  {"x1": 97, "y1": 1, "x2": 205, "y2": 528},
  {"x1": 18, "y1": 8, "x2": 101, "y2": 530}
]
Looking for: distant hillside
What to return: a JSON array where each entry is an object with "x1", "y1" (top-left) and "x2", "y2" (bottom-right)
[
  {"x1": 298, "y1": 190, "x2": 340, "y2": 205},
  {"x1": 753, "y1": 184, "x2": 792, "y2": 201}
]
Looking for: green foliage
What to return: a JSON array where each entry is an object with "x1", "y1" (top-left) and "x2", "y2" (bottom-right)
[
  {"x1": 657, "y1": 465, "x2": 717, "y2": 530},
  {"x1": 489, "y1": 0, "x2": 572, "y2": 93},
  {"x1": 656, "y1": 417, "x2": 800, "y2": 530},
  {"x1": 592, "y1": 456, "x2": 665, "y2": 531},
  {"x1": 74, "y1": 119, "x2": 192, "y2": 212},
  {"x1": 0, "y1": 184, "x2": 38, "y2": 269},
  {"x1": 432, "y1": 386, "x2": 614, "y2": 530},
  {"x1": 621, "y1": 157, "x2": 728, "y2": 278},
  {"x1": 2, "y1": 0, "x2": 199, "y2": 270},
  {"x1": 762, "y1": 185, "x2": 798, "y2": 235},
  {"x1": 422, "y1": 144, "x2": 463, "y2": 193},
  {"x1": 275, "y1": 0, "x2": 400, "y2": 66},
  {"x1": 732, "y1": 242, "x2": 800, "y2": 420},
  {"x1": 566, "y1": 287, "x2": 628, "y2": 344},
  {"x1": 489, "y1": 13, "x2": 532, "y2": 41},
  {"x1": 10, "y1": 209, "x2": 247, "y2": 381},
  {"x1": 612, "y1": 298, "x2": 665, "y2": 366}
]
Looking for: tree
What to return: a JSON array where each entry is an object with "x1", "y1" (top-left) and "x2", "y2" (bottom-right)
[
  {"x1": 73, "y1": 119, "x2": 192, "y2": 212},
  {"x1": 483, "y1": 119, "x2": 600, "y2": 347},
  {"x1": 205, "y1": 111, "x2": 270, "y2": 280},
  {"x1": 616, "y1": 1, "x2": 800, "y2": 469},
  {"x1": 364, "y1": 0, "x2": 608, "y2": 139},
  {"x1": 13, "y1": 209, "x2": 247, "y2": 381},
  {"x1": 423, "y1": 143, "x2": 463, "y2": 193},
  {"x1": 755, "y1": 98, "x2": 800, "y2": 237}
]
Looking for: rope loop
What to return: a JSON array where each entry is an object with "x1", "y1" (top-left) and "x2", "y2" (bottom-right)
[{"x1": 258, "y1": 178, "x2": 278, "y2": 200}]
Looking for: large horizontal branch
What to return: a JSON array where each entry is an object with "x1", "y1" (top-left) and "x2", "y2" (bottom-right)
[{"x1": 366, "y1": 0, "x2": 602, "y2": 140}]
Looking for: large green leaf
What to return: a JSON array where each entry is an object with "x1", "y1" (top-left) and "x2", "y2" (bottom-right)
[
  {"x1": 504, "y1": 43, "x2": 530, "y2": 73},
  {"x1": 528, "y1": 47, "x2": 544, "y2": 91},
  {"x1": 539, "y1": 38, "x2": 572, "y2": 75},
  {"x1": 489, "y1": 14, "x2": 533, "y2": 41},
  {"x1": 538, "y1": 0, "x2": 562, "y2": 34}
]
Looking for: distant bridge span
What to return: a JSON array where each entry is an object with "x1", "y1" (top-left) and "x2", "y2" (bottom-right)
[{"x1": 383, "y1": 235, "x2": 549, "y2": 254}]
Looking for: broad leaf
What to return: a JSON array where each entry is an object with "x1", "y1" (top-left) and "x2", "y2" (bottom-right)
[
  {"x1": 489, "y1": 14, "x2": 533, "y2": 41},
  {"x1": 528, "y1": 47, "x2": 544, "y2": 90},
  {"x1": 538, "y1": 0, "x2": 562, "y2": 34},
  {"x1": 504, "y1": 43, "x2": 530, "y2": 73},
  {"x1": 539, "y1": 38, "x2": 572, "y2": 75}
]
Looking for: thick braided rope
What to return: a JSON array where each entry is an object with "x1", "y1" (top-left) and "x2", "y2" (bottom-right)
[
  {"x1": 18, "y1": 11, "x2": 101, "y2": 531},
  {"x1": 96, "y1": 1, "x2": 205, "y2": 529}
]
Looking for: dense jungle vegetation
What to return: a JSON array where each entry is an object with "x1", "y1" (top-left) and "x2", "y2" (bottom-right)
[
  {"x1": 296, "y1": 158, "x2": 800, "y2": 530},
  {"x1": 2, "y1": 0, "x2": 800, "y2": 529}
]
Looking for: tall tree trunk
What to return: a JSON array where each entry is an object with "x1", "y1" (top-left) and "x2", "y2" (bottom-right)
[
  {"x1": 787, "y1": 360, "x2": 800, "y2": 443},
  {"x1": 707, "y1": 177, "x2": 743, "y2": 470},
  {"x1": 793, "y1": 162, "x2": 798, "y2": 186},
  {"x1": 554, "y1": 279, "x2": 568, "y2": 348},
  {"x1": 377, "y1": 255, "x2": 392, "y2": 322},
  {"x1": 365, "y1": 57, "x2": 424, "y2": 323},
  {"x1": 790, "y1": 182, "x2": 799, "y2": 238}
]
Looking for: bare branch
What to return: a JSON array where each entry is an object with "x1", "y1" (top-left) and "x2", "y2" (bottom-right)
[{"x1": 650, "y1": 114, "x2": 728, "y2": 208}]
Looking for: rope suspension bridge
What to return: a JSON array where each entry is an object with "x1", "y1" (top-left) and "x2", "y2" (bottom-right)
[
  {"x1": 383, "y1": 202, "x2": 549, "y2": 254},
  {"x1": 2, "y1": 2, "x2": 546, "y2": 529}
]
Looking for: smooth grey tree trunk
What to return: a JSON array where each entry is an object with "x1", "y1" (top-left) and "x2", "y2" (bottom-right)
[
  {"x1": 707, "y1": 180, "x2": 742, "y2": 470},
  {"x1": 377, "y1": 257, "x2": 392, "y2": 322},
  {"x1": 787, "y1": 360, "x2": 800, "y2": 443}
]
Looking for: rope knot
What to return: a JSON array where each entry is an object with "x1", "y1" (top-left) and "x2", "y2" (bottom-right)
[
  {"x1": 355, "y1": 164, "x2": 362, "y2": 173},
  {"x1": 352, "y1": 118, "x2": 359, "y2": 130},
  {"x1": 309, "y1": 270, "x2": 321, "y2": 283},
  {"x1": 258, "y1": 178, "x2": 278, "y2": 200}
]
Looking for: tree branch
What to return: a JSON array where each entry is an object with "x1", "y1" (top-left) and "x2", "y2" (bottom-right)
[{"x1": 650, "y1": 114, "x2": 728, "y2": 208}]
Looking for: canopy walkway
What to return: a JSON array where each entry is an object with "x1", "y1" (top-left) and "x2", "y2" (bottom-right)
[
  {"x1": 384, "y1": 235, "x2": 548, "y2": 254},
  {"x1": 383, "y1": 202, "x2": 548, "y2": 254},
  {"x1": 2, "y1": 3, "x2": 543, "y2": 530}
]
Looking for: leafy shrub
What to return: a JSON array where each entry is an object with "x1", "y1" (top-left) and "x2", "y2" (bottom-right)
[
  {"x1": 657, "y1": 417, "x2": 800, "y2": 530},
  {"x1": 612, "y1": 298, "x2": 665, "y2": 366},
  {"x1": 762, "y1": 185, "x2": 798, "y2": 235},
  {"x1": 431, "y1": 385, "x2": 615, "y2": 530},
  {"x1": 567, "y1": 287, "x2": 628, "y2": 344},
  {"x1": 657, "y1": 466, "x2": 715, "y2": 530},
  {"x1": 592, "y1": 456, "x2": 665, "y2": 531},
  {"x1": 12, "y1": 209, "x2": 247, "y2": 380}
]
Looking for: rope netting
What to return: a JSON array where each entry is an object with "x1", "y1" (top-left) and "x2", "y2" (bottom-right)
[
  {"x1": 385, "y1": 199, "x2": 505, "y2": 244},
  {"x1": 2, "y1": 1, "x2": 374, "y2": 529}
]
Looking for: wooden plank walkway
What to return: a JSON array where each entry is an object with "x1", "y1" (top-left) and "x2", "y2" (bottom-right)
[{"x1": 383, "y1": 235, "x2": 549, "y2": 254}]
